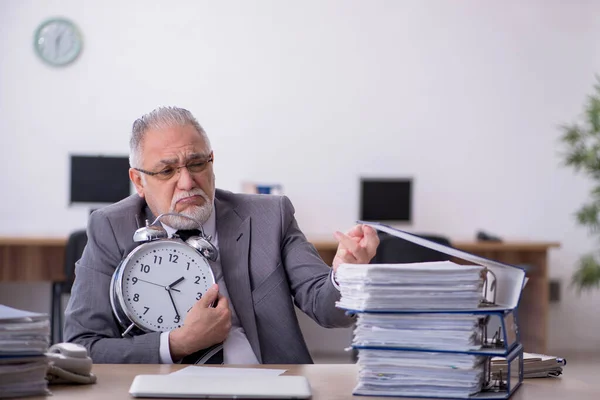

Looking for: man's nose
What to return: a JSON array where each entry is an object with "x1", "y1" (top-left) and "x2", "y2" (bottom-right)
[{"x1": 176, "y1": 166, "x2": 196, "y2": 190}]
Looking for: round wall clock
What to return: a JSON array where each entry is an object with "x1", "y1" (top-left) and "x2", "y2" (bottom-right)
[{"x1": 34, "y1": 18, "x2": 83, "y2": 66}]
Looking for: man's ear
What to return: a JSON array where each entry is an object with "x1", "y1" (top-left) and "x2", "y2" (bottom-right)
[{"x1": 129, "y1": 168, "x2": 145, "y2": 198}]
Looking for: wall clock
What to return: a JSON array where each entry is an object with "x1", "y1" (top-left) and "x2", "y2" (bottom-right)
[{"x1": 34, "y1": 18, "x2": 82, "y2": 66}]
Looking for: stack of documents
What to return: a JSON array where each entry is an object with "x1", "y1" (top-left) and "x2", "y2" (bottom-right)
[
  {"x1": 353, "y1": 313, "x2": 482, "y2": 352},
  {"x1": 492, "y1": 352, "x2": 566, "y2": 378},
  {"x1": 335, "y1": 262, "x2": 484, "y2": 311},
  {"x1": 355, "y1": 350, "x2": 485, "y2": 398},
  {"x1": 336, "y1": 262, "x2": 488, "y2": 398},
  {"x1": 0, "y1": 305, "x2": 50, "y2": 398}
]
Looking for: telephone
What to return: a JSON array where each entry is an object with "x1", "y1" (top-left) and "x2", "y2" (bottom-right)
[{"x1": 45, "y1": 343, "x2": 97, "y2": 385}]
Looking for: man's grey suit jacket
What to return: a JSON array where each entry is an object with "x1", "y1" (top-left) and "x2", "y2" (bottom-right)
[{"x1": 64, "y1": 189, "x2": 354, "y2": 364}]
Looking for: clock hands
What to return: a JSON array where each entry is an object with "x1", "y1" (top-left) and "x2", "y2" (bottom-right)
[
  {"x1": 165, "y1": 277, "x2": 185, "y2": 319},
  {"x1": 55, "y1": 34, "x2": 62, "y2": 58},
  {"x1": 131, "y1": 276, "x2": 186, "y2": 320},
  {"x1": 135, "y1": 278, "x2": 181, "y2": 292},
  {"x1": 166, "y1": 287, "x2": 180, "y2": 318},
  {"x1": 167, "y1": 277, "x2": 185, "y2": 289}
]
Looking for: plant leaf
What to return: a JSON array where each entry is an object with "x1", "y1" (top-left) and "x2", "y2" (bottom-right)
[
  {"x1": 564, "y1": 147, "x2": 588, "y2": 170},
  {"x1": 586, "y1": 95, "x2": 600, "y2": 133},
  {"x1": 560, "y1": 124, "x2": 583, "y2": 145},
  {"x1": 575, "y1": 203, "x2": 600, "y2": 232},
  {"x1": 571, "y1": 254, "x2": 600, "y2": 293}
]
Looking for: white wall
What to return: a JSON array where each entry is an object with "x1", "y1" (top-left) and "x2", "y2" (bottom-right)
[{"x1": 2, "y1": 0, "x2": 600, "y2": 354}]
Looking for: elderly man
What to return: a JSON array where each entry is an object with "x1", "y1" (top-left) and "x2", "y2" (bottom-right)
[{"x1": 64, "y1": 106, "x2": 379, "y2": 364}]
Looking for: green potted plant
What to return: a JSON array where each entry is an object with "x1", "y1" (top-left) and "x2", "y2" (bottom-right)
[{"x1": 560, "y1": 76, "x2": 600, "y2": 292}]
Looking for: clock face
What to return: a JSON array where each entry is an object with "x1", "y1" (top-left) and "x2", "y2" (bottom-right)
[
  {"x1": 114, "y1": 240, "x2": 215, "y2": 332},
  {"x1": 34, "y1": 18, "x2": 82, "y2": 66}
]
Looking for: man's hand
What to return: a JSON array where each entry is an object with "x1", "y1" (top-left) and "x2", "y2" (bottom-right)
[
  {"x1": 332, "y1": 224, "x2": 380, "y2": 272},
  {"x1": 168, "y1": 284, "x2": 231, "y2": 361}
]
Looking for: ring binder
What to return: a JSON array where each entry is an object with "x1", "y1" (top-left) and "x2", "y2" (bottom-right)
[
  {"x1": 336, "y1": 222, "x2": 526, "y2": 399},
  {"x1": 481, "y1": 269, "x2": 498, "y2": 307}
]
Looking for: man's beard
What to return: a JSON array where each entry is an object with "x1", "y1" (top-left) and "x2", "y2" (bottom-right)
[{"x1": 162, "y1": 189, "x2": 213, "y2": 230}]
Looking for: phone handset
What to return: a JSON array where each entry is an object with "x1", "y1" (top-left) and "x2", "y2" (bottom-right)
[{"x1": 46, "y1": 343, "x2": 97, "y2": 384}]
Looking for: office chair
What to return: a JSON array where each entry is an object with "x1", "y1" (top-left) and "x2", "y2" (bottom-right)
[
  {"x1": 51, "y1": 229, "x2": 87, "y2": 344},
  {"x1": 370, "y1": 231, "x2": 453, "y2": 264}
]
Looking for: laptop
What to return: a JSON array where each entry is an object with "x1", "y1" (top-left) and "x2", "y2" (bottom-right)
[{"x1": 129, "y1": 375, "x2": 312, "y2": 399}]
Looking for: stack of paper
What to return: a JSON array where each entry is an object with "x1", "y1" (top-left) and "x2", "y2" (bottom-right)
[
  {"x1": 335, "y1": 262, "x2": 484, "y2": 311},
  {"x1": 492, "y1": 352, "x2": 566, "y2": 379},
  {"x1": 355, "y1": 350, "x2": 485, "y2": 398},
  {"x1": 353, "y1": 313, "x2": 482, "y2": 352},
  {"x1": 336, "y1": 262, "x2": 487, "y2": 398},
  {"x1": 0, "y1": 305, "x2": 50, "y2": 398}
]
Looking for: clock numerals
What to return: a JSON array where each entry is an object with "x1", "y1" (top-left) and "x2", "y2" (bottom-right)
[{"x1": 114, "y1": 241, "x2": 216, "y2": 333}]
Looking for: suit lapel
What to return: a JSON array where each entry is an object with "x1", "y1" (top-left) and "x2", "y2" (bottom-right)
[{"x1": 215, "y1": 197, "x2": 262, "y2": 363}]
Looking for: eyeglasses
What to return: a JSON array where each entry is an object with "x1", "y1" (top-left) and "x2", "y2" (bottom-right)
[{"x1": 134, "y1": 154, "x2": 213, "y2": 181}]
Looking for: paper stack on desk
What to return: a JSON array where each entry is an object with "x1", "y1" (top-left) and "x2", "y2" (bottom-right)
[
  {"x1": 337, "y1": 222, "x2": 527, "y2": 399},
  {"x1": 491, "y1": 352, "x2": 566, "y2": 379},
  {"x1": 336, "y1": 262, "x2": 484, "y2": 311},
  {"x1": 353, "y1": 313, "x2": 483, "y2": 352},
  {"x1": 336, "y1": 261, "x2": 488, "y2": 398},
  {"x1": 356, "y1": 350, "x2": 485, "y2": 398},
  {"x1": 0, "y1": 305, "x2": 50, "y2": 398}
]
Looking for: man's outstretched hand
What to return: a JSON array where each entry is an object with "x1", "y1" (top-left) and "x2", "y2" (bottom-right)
[{"x1": 332, "y1": 224, "x2": 380, "y2": 272}]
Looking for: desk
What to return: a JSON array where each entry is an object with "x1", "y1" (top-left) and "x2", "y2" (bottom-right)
[
  {"x1": 35, "y1": 364, "x2": 599, "y2": 400},
  {"x1": 311, "y1": 239, "x2": 559, "y2": 354}
]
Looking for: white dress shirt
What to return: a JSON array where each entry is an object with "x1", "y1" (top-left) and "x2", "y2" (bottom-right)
[{"x1": 158, "y1": 208, "x2": 259, "y2": 364}]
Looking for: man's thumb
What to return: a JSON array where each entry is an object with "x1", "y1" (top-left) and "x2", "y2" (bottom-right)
[{"x1": 199, "y1": 284, "x2": 219, "y2": 307}]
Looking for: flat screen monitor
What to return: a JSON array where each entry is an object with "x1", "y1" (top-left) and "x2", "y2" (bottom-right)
[
  {"x1": 360, "y1": 178, "x2": 412, "y2": 222},
  {"x1": 70, "y1": 155, "x2": 131, "y2": 204}
]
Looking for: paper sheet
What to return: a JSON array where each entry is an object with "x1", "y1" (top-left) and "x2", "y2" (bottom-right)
[
  {"x1": 170, "y1": 366, "x2": 286, "y2": 377},
  {"x1": 0, "y1": 305, "x2": 47, "y2": 322}
]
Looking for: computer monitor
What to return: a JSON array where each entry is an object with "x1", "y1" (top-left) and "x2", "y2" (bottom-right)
[
  {"x1": 70, "y1": 155, "x2": 131, "y2": 204},
  {"x1": 360, "y1": 178, "x2": 412, "y2": 222}
]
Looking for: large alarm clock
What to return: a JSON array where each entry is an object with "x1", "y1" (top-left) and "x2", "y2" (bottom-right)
[{"x1": 110, "y1": 213, "x2": 218, "y2": 336}]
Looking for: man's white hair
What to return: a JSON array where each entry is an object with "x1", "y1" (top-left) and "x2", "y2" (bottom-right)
[{"x1": 129, "y1": 106, "x2": 211, "y2": 168}]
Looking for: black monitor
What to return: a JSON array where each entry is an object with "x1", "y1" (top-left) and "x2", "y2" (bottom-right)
[
  {"x1": 360, "y1": 178, "x2": 412, "y2": 222},
  {"x1": 70, "y1": 155, "x2": 131, "y2": 204}
]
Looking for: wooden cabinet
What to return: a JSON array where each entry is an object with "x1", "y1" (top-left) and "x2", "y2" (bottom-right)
[{"x1": 0, "y1": 237, "x2": 66, "y2": 281}]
